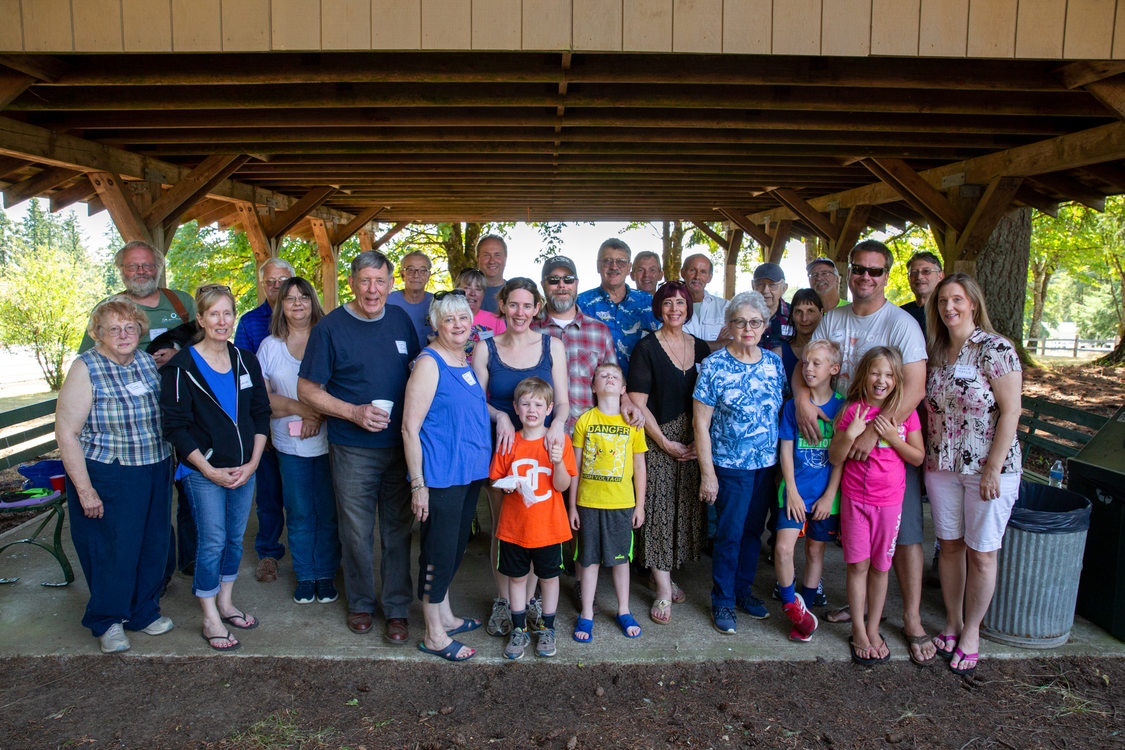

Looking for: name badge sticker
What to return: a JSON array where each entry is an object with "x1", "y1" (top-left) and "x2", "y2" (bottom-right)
[
  {"x1": 125, "y1": 381, "x2": 148, "y2": 396},
  {"x1": 479, "y1": 329, "x2": 495, "y2": 340},
  {"x1": 953, "y1": 364, "x2": 977, "y2": 380},
  {"x1": 762, "y1": 363, "x2": 778, "y2": 378},
  {"x1": 239, "y1": 373, "x2": 253, "y2": 390},
  {"x1": 462, "y1": 371, "x2": 477, "y2": 386},
  {"x1": 149, "y1": 327, "x2": 168, "y2": 339},
  {"x1": 396, "y1": 340, "x2": 408, "y2": 355}
]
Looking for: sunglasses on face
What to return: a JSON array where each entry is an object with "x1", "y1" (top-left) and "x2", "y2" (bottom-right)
[
  {"x1": 850, "y1": 264, "x2": 887, "y2": 278},
  {"x1": 544, "y1": 275, "x2": 577, "y2": 286},
  {"x1": 433, "y1": 289, "x2": 466, "y2": 301}
]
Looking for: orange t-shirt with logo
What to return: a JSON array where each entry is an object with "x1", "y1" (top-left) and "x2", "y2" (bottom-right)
[{"x1": 490, "y1": 433, "x2": 578, "y2": 549}]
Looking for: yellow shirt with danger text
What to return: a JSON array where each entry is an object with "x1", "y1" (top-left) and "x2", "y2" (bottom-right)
[{"x1": 572, "y1": 408, "x2": 647, "y2": 509}]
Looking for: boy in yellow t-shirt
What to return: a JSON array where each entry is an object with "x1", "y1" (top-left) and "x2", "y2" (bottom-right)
[{"x1": 569, "y1": 363, "x2": 647, "y2": 642}]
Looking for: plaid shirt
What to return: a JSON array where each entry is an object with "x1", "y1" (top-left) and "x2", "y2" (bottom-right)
[
  {"x1": 532, "y1": 311, "x2": 617, "y2": 434},
  {"x1": 79, "y1": 348, "x2": 170, "y2": 466},
  {"x1": 761, "y1": 299, "x2": 794, "y2": 351}
]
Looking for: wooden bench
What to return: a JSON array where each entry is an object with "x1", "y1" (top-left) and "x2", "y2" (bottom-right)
[
  {"x1": 0, "y1": 398, "x2": 73, "y2": 587},
  {"x1": 1018, "y1": 395, "x2": 1109, "y2": 484}
]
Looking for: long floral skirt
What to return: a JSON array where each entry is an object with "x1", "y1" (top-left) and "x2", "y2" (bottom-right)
[{"x1": 636, "y1": 412, "x2": 706, "y2": 571}]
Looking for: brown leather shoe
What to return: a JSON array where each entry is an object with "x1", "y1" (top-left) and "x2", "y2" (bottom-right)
[
  {"x1": 347, "y1": 611, "x2": 373, "y2": 634},
  {"x1": 255, "y1": 557, "x2": 278, "y2": 583},
  {"x1": 384, "y1": 617, "x2": 409, "y2": 644}
]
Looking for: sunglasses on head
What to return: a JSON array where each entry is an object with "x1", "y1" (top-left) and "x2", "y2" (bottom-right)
[
  {"x1": 433, "y1": 289, "x2": 466, "y2": 300},
  {"x1": 850, "y1": 264, "x2": 887, "y2": 278},
  {"x1": 544, "y1": 275, "x2": 577, "y2": 285}
]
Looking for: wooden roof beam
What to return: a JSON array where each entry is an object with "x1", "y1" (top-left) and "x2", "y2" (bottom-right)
[
  {"x1": 264, "y1": 186, "x2": 337, "y2": 240},
  {"x1": 373, "y1": 221, "x2": 410, "y2": 249},
  {"x1": 3, "y1": 166, "x2": 81, "y2": 208},
  {"x1": 691, "y1": 221, "x2": 729, "y2": 250},
  {"x1": 768, "y1": 188, "x2": 839, "y2": 242},
  {"x1": 142, "y1": 154, "x2": 249, "y2": 229},
  {"x1": 861, "y1": 157, "x2": 966, "y2": 232},
  {"x1": 1055, "y1": 61, "x2": 1125, "y2": 89},
  {"x1": 0, "y1": 69, "x2": 35, "y2": 110},
  {"x1": 954, "y1": 177, "x2": 1024, "y2": 262},
  {"x1": 715, "y1": 208, "x2": 772, "y2": 249},
  {"x1": 1013, "y1": 185, "x2": 1059, "y2": 217},
  {"x1": 0, "y1": 55, "x2": 66, "y2": 82},
  {"x1": 747, "y1": 121, "x2": 1125, "y2": 225},
  {"x1": 1029, "y1": 173, "x2": 1106, "y2": 211},
  {"x1": 331, "y1": 204, "x2": 387, "y2": 246},
  {"x1": 49, "y1": 174, "x2": 96, "y2": 212},
  {"x1": 89, "y1": 171, "x2": 151, "y2": 246}
]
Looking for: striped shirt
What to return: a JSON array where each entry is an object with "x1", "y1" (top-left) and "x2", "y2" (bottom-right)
[{"x1": 79, "y1": 348, "x2": 170, "y2": 466}]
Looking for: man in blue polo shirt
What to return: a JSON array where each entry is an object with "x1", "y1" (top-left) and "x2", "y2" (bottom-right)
[
  {"x1": 576, "y1": 238, "x2": 658, "y2": 377},
  {"x1": 297, "y1": 250, "x2": 420, "y2": 645},
  {"x1": 233, "y1": 257, "x2": 295, "y2": 584}
]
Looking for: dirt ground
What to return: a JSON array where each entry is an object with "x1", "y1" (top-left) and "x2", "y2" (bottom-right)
[{"x1": 1, "y1": 655, "x2": 1122, "y2": 749}]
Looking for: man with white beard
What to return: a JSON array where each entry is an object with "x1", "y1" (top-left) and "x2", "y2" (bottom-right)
[{"x1": 79, "y1": 240, "x2": 195, "y2": 352}]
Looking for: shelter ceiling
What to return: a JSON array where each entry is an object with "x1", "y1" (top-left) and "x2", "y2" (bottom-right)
[{"x1": 1, "y1": 51, "x2": 1124, "y2": 235}]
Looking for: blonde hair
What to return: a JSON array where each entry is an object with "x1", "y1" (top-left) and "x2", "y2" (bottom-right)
[
  {"x1": 803, "y1": 338, "x2": 842, "y2": 366},
  {"x1": 193, "y1": 283, "x2": 237, "y2": 341},
  {"x1": 839, "y1": 346, "x2": 905, "y2": 424},
  {"x1": 88, "y1": 295, "x2": 149, "y2": 342},
  {"x1": 513, "y1": 376, "x2": 554, "y2": 406},
  {"x1": 926, "y1": 272, "x2": 1000, "y2": 362}
]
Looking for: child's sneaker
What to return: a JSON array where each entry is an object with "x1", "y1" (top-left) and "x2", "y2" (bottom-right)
[
  {"x1": 504, "y1": 627, "x2": 530, "y2": 660},
  {"x1": 536, "y1": 627, "x2": 557, "y2": 657},
  {"x1": 782, "y1": 593, "x2": 818, "y2": 642},
  {"x1": 487, "y1": 597, "x2": 512, "y2": 636},
  {"x1": 293, "y1": 580, "x2": 316, "y2": 604},
  {"x1": 526, "y1": 596, "x2": 544, "y2": 633},
  {"x1": 736, "y1": 593, "x2": 770, "y2": 619},
  {"x1": 811, "y1": 580, "x2": 828, "y2": 607},
  {"x1": 712, "y1": 605, "x2": 737, "y2": 634}
]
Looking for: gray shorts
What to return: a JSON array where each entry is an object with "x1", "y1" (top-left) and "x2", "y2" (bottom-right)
[
  {"x1": 575, "y1": 506, "x2": 634, "y2": 567},
  {"x1": 896, "y1": 463, "x2": 924, "y2": 547}
]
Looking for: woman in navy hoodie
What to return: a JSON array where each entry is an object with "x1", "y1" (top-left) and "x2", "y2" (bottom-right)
[{"x1": 161, "y1": 283, "x2": 271, "y2": 652}]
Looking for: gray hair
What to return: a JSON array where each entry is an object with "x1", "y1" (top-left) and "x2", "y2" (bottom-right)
[
  {"x1": 114, "y1": 240, "x2": 164, "y2": 272},
  {"x1": 400, "y1": 250, "x2": 432, "y2": 270},
  {"x1": 725, "y1": 291, "x2": 770, "y2": 324},
  {"x1": 633, "y1": 250, "x2": 660, "y2": 266},
  {"x1": 428, "y1": 291, "x2": 473, "y2": 327},
  {"x1": 598, "y1": 238, "x2": 632, "y2": 262},
  {"x1": 350, "y1": 250, "x2": 394, "y2": 278},
  {"x1": 258, "y1": 257, "x2": 295, "y2": 279}
]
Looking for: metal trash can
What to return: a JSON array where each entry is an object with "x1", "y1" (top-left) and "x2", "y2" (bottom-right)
[{"x1": 982, "y1": 481, "x2": 1091, "y2": 649}]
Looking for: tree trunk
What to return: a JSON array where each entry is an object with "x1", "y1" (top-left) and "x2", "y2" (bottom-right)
[
  {"x1": 661, "y1": 220, "x2": 684, "y2": 281},
  {"x1": 975, "y1": 206, "x2": 1036, "y2": 366},
  {"x1": 1027, "y1": 263, "x2": 1052, "y2": 352},
  {"x1": 443, "y1": 222, "x2": 482, "y2": 280},
  {"x1": 1094, "y1": 255, "x2": 1125, "y2": 366}
]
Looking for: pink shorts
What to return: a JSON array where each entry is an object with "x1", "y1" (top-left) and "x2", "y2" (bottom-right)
[{"x1": 840, "y1": 497, "x2": 902, "y2": 571}]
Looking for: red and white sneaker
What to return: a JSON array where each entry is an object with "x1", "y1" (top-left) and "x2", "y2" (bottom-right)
[{"x1": 783, "y1": 593, "x2": 818, "y2": 642}]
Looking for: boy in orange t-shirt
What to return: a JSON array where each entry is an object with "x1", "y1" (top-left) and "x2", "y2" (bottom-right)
[{"x1": 490, "y1": 377, "x2": 578, "y2": 659}]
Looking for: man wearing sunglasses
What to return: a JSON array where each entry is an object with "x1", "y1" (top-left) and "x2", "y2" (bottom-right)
[
  {"x1": 795, "y1": 239, "x2": 935, "y2": 665},
  {"x1": 576, "y1": 238, "x2": 658, "y2": 377}
]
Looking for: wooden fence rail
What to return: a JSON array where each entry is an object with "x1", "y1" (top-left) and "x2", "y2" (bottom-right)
[{"x1": 1025, "y1": 337, "x2": 1117, "y2": 357}]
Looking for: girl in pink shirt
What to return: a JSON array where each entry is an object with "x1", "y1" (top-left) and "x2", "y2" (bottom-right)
[{"x1": 828, "y1": 346, "x2": 924, "y2": 666}]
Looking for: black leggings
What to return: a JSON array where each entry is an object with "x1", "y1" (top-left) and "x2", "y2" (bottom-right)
[{"x1": 417, "y1": 480, "x2": 483, "y2": 603}]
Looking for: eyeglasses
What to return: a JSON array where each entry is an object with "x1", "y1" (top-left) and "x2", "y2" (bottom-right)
[
  {"x1": 600, "y1": 258, "x2": 630, "y2": 268},
  {"x1": 122, "y1": 263, "x2": 157, "y2": 273},
  {"x1": 403, "y1": 266, "x2": 431, "y2": 276},
  {"x1": 850, "y1": 264, "x2": 887, "y2": 278},
  {"x1": 103, "y1": 324, "x2": 140, "y2": 338},
  {"x1": 808, "y1": 269, "x2": 838, "y2": 280},
  {"x1": 753, "y1": 280, "x2": 784, "y2": 292},
  {"x1": 544, "y1": 275, "x2": 577, "y2": 286},
  {"x1": 282, "y1": 294, "x2": 311, "y2": 304},
  {"x1": 729, "y1": 318, "x2": 765, "y2": 330},
  {"x1": 198, "y1": 283, "x2": 232, "y2": 293},
  {"x1": 907, "y1": 268, "x2": 939, "y2": 278},
  {"x1": 433, "y1": 289, "x2": 466, "y2": 301},
  {"x1": 264, "y1": 276, "x2": 290, "y2": 286}
]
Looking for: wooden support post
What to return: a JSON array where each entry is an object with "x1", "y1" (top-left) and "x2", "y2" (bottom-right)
[
  {"x1": 310, "y1": 218, "x2": 339, "y2": 311},
  {"x1": 358, "y1": 229, "x2": 374, "y2": 251},
  {"x1": 723, "y1": 229, "x2": 743, "y2": 300},
  {"x1": 767, "y1": 220, "x2": 792, "y2": 264},
  {"x1": 89, "y1": 171, "x2": 152, "y2": 246},
  {"x1": 831, "y1": 204, "x2": 872, "y2": 261},
  {"x1": 236, "y1": 201, "x2": 275, "y2": 304}
]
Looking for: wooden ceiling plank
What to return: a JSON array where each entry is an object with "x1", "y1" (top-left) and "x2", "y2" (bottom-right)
[
  {"x1": 954, "y1": 177, "x2": 1024, "y2": 262},
  {"x1": 2, "y1": 166, "x2": 81, "y2": 208},
  {"x1": 331, "y1": 204, "x2": 387, "y2": 246},
  {"x1": 263, "y1": 186, "x2": 337, "y2": 240},
  {"x1": 769, "y1": 188, "x2": 839, "y2": 242},
  {"x1": 142, "y1": 154, "x2": 249, "y2": 229}
]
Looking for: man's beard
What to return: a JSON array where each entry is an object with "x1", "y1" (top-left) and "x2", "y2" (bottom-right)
[
  {"x1": 124, "y1": 275, "x2": 158, "y2": 298},
  {"x1": 547, "y1": 292, "x2": 575, "y2": 314}
]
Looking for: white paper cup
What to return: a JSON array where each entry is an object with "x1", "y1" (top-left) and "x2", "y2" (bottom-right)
[{"x1": 371, "y1": 399, "x2": 394, "y2": 414}]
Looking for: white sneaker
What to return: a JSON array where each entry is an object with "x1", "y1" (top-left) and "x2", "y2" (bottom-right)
[
  {"x1": 142, "y1": 616, "x2": 174, "y2": 636},
  {"x1": 99, "y1": 623, "x2": 131, "y2": 653}
]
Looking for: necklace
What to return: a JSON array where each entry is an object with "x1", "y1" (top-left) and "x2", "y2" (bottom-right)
[
  {"x1": 433, "y1": 342, "x2": 467, "y2": 367},
  {"x1": 658, "y1": 329, "x2": 692, "y2": 372}
]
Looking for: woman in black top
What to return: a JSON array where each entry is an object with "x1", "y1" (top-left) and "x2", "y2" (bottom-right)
[{"x1": 626, "y1": 281, "x2": 711, "y2": 625}]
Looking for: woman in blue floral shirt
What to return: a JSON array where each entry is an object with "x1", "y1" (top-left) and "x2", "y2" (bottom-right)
[{"x1": 693, "y1": 291, "x2": 786, "y2": 636}]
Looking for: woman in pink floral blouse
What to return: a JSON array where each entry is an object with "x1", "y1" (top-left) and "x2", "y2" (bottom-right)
[{"x1": 923, "y1": 273, "x2": 1022, "y2": 678}]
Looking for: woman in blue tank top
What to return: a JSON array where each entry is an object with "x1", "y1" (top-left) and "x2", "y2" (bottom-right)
[
  {"x1": 470, "y1": 278, "x2": 571, "y2": 638},
  {"x1": 403, "y1": 290, "x2": 492, "y2": 661}
]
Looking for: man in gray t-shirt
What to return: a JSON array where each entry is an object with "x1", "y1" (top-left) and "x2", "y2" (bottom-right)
[{"x1": 795, "y1": 239, "x2": 935, "y2": 665}]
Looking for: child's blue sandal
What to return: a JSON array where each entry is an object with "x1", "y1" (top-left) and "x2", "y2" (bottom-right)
[
  {"x1": 573, "y1": 617, "x2": 594, "y2": 643},
  {"x1": 615, "y1": 612, "x2": 642, "y2": 638}
]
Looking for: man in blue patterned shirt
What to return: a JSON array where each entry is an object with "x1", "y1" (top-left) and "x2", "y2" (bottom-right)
[{"x1": 576, "y1": 239, "x2": 658, "y2": 378}]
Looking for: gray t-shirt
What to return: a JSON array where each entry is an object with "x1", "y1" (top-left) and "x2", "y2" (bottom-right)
[{"x1": 813, "y1": 300, "x2": 927, "y2": 396}]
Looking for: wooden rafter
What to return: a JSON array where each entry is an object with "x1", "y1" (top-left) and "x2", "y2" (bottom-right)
[
  {"x1": 769, "y1": 188, "x2": 838, "y2": 242},
  {"x1": 954, "y1": 177, "x2": 1024, "y2": 262},
  {"x1": 49, "y1": 174, "x2": 96, "y2": 212},
  {"x1": 373, "y1": 221, "x2": 410, "y2": 249},
  {"x1": 331, "y1": 204, "x2": 386, "y2": 246},
  {"x1": 691, "y1": 221, "x2": 728, "y2": 250},
  {"x1": 142, "y1": 154, "x2": 249, "y2": 229},
  {"x1": 264, "y1": 186, "x2": 337, "y2": 240},
  {"x1": 0, "y1": 69, "x2": 34, "y2": 110},
  {"x1": 715, "y1": 208, "x2": 772, "y2": 250},
  {"x1": 89, "y1": 171, "x2": 149, "y2": 245},
  {"x1": 1029, "y1": 174, "x2": 1106, "y2": 211},
  {"x1": 861, "y1": 158, "x2": 965, "y2": 231},
  {"x1": 3, "y1": 166, "x2": 81, "y2": 208}
]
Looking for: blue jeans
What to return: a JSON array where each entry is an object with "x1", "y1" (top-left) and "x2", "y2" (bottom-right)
[
  {"x1": 164, "y1": 478, "x2": 197, "y2": 579},
  {"x1": 711, "y1": 465, "x2": 773, "y2": 608},
  {"x1": 277, "y1": 451, "x2": 340, "y2": 582},
  {"x1": 182, "y1": 471, "x2": 256, "y2": 598},
  {"x1": 253, "y1": 446, "x2": 286, "y2": 561},
  {"x1": 67, "y1": 457, "x2": 171, "y2": 636}
]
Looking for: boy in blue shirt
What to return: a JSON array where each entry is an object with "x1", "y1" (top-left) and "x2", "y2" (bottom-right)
[{"x1": 776, "y1": 339, "x2": 844, "y2": 642}]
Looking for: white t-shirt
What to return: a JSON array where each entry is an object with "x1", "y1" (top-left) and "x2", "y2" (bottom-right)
[
  {"x1": 256, "y1": 335, "x2": 329, "y2": 457},
  {"x1": 683, "y1": 291, "x2": 727, "y2": 342},
  {"x1": 813, "y1": 300, "x2": 927, "y2": 396}
]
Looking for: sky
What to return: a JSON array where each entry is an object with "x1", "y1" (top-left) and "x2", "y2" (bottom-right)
[{"x1": 1, "y1": 200, "x2": 820, "y2": 298}]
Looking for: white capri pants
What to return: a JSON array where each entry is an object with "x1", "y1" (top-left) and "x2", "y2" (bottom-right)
[{"x1": 924, "y1": 470, "x2": 1021, "y2": 553}]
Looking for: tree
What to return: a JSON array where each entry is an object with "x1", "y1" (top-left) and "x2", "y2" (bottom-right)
[
  {"x1": 0, "y1": 245, "x2": 104, "y2": 390},
  {"x1": 1025, "y1": 204, "x2": 1095, "y2": 350},
  {"x1": 977, "y1": 207, "x2": 1034, "y2": 365}
]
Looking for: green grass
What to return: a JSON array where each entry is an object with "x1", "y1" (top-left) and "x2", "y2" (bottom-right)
[{"x1": 223, "y1": 710, "x2": 335, "y2": 749}]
